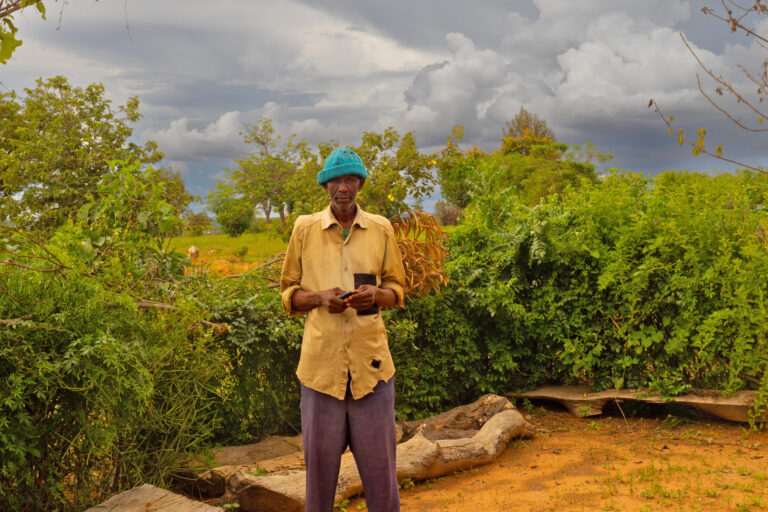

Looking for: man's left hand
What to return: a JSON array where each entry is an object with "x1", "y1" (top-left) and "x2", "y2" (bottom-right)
[{"x1": 344, "y1": 284, "x2": 377, "y2": 311}]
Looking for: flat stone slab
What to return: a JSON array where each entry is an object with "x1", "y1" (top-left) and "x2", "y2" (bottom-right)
[
  {"x1": 508, "y1": 385, "x2": 766, "y2": 423},
  {"x1": 86, "y1": 483, "x2": 223, "y2": 511}
]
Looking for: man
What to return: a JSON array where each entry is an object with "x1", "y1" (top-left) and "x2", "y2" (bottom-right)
[{"x1": 280, "y1": 148, "x2": 406, "y2": 512}]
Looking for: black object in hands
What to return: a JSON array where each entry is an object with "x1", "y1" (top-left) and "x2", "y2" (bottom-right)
[
  {"x1": 339, "y1": 291, "x2": 355, "y2": 300},
  {"x1": 354, "y1": 273, "x2": 379, "y2": 315}
]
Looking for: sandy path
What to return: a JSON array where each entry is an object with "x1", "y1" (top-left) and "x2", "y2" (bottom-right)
[{"x1": 346, "y1": 405, "x2": 768, "y2": 512}]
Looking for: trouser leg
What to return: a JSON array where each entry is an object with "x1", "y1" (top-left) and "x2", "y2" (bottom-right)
[
  {"x1": 301, "y1": 384, "x2": 348, "y2": 512},
  {"x1": 347, "y1": 377, "x2": 399, "y2": 512}
]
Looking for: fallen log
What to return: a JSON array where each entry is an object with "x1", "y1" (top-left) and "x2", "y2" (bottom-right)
[
  {"x1": 212, "y1": 394, "x2": 535, "y2": 512},
  {"x1": 85, "y1": 483, "x2": 223, "y2": 512}
]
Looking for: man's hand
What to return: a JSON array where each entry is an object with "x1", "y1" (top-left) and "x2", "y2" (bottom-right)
[
  {"x1": 344, "y1": 284, "x2": 375, "y2": 311},
  {"x1": 292, "y1": 287, "x2": 348, "y2": 314},
  {"x1": 321, "y1": 288, "x2": 348, "y2": 314},
  {"x1": 344, "y1": 284, "x2": 397, "y2": 311}
]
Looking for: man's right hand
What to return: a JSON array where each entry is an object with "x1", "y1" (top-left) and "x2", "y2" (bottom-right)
[
  {"x1": 292, "y1": 287, "x2": 348, "y2": 313},
  {"x1": 320, "y1": 287, "x2": 348, "y2": 314}
]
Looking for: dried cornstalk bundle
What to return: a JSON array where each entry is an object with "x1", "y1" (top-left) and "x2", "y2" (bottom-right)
[{"x1": 390, "y1": 209, "x2": 449, "y2": 297}]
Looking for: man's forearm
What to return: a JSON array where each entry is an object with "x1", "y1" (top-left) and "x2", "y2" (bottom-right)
[
  {"x1": 374, "y1": 287, "x2": 398, "y2": 308},
  {"x1": 291, "y1": 289, "x2": 323, "y2": 312}
]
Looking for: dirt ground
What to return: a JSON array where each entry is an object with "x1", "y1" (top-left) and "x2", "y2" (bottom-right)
[{"x1": 345, "y1": 402, "x2": 768, "y2": 512}]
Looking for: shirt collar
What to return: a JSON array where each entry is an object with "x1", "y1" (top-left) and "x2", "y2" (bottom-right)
[{"x1": 321, "y1": 203, "x2": 368, "y2": 230}]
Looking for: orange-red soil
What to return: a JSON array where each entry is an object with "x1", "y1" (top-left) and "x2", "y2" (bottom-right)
[{"x1": 348, "y1": 404, "x2": 768, "y2": 512}]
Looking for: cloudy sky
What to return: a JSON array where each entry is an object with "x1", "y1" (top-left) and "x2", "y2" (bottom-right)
[{"x1": 3, "y1": 0, "x2": 767, "y2": 211}]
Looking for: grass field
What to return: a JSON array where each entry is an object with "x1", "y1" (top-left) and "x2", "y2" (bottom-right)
[
  {"x1": 169, "y1": 220, "x2": 457, "y2": 276},
  {"x1": 169, "y1": 232, "x2": 287, "y2": 261}
]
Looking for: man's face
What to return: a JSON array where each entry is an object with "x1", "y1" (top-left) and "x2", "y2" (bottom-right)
[{"x1": 323, "y1": 174, "x2": 364, "y2": 213}]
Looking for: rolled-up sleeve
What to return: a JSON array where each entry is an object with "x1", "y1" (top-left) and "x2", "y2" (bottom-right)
[
  {"x1": 379, "y1": 223, "x2": 406, "y2": 308},
  {"x1": 280, "y1": 220, "x2": 304, "y2": 316}
]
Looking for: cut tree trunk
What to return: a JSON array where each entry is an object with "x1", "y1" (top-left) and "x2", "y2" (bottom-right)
[{"x1": 211, "y1": 394, "x2": 535, "y2": 512}]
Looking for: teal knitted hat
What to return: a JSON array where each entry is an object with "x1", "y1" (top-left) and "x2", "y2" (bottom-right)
[{"x1": 317, "y1": 149, "x2": 368, "y2": 185}]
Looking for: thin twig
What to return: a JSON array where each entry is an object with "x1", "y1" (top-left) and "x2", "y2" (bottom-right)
[
  {"x1": 649, "y1": 98, "x2": 768, "y2": 174},
  {"x1": 682, "y1": 35, "x2": 768, "y2": 129},
  {"x1": 135, "y1": 300, "x2": 227, "y2": 331},
  {"x1": 0, "y1": 314, "x2": 33, "y2": 325},
  {"x1": 614, "y1": 399, "x2": 629, "y2": 427}
]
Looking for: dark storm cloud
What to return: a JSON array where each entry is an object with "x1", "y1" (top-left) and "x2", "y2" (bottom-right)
[
  {"x1": 292, "y1": 0, "x2": 539, "y2": 52},
  {"x1": 3, "y1": 0, "x2": 767, "y2": 206}
]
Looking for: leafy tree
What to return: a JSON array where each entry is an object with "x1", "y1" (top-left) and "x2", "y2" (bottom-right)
[
  {"x1": 650, "y1": 1, "x2": 767, "y2": 173},
  {"x1": 349, "y1": 127, "x2": 438, "y2": 219},
  {"x1": 1, "y1": 160, "x2": 228, "y2": 511},
  {"x1": 212, "y1": 117, "x2": 309, "y2": 228},
  {"x1": 0, "y1": 76, "x2": 164, "y2": 232},
  {"x1": 155, "y1": 166, "x2": 197, "y2": 217},
  {"x1": 433, "y1": 200, "x2": 462, "y2": 225},
  {"x1": 183, "y1": 211, "x2": 213, "y2": 236},
  {"x1": 500, "y1": 107, "x2": 556, "y2": 155},
  {"x1": 207, "y1": 184, "x2": 253, "y2": 237},
  {"x1": 435, "y1": 125, "x2": 477, "y2": 209},
  {"x1": 564, "y1": 141, "x2": 614, "y2": 165},
  {"x1": 0, "y1": 0, "x2": 45, "y2": 63},
  {"x1": 437, "y1": 125, "x2": 600, "y2": 209}
]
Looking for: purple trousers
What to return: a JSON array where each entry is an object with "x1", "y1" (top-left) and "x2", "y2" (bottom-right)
[{"x1": 300, "y1": 377, "x2": 399, "y2": 512}]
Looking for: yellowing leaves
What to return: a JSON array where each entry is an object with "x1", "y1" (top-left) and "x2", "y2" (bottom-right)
[{"x1": 391, "y1": 210, "x2": 449, "y2": 297}]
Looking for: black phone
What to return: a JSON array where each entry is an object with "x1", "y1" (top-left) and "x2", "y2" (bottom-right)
[{"x1": 339, "y1": 291, "x2": 355, "y2": 300}]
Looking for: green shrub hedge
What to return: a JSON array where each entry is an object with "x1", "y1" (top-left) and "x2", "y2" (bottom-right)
[{"x1": 386, "y1": 171, "x2": 768, "y2": 423}]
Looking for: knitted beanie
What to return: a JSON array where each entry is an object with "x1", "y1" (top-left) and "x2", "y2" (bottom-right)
[{"x1": 317, "y1": 149, "x2": 368, "y2": 185}]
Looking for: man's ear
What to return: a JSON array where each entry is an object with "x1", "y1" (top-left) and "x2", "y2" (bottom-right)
[
  {"x1": 321, "y1": 182, "x2": 328, "y2": 191},
  {"x1": 358, "y1": 178, "x2": 365, "y2": 190}
]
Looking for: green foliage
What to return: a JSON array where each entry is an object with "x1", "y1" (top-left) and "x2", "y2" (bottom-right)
[
  {"x1": 0, "y1": 1, "x2": 46, "y2": 64},
  {"x1": 208, "y1": 277, "x2": 304, "y2": 443},
  {"x1": 437, "y1": 131, "x2": 600, "y2": 210},
  {"x1": 502, "y1": 106, "x2": 556, "y2": 142},
  {"x1": 183, "y1": 211, "x2": 214, "y2": 236},
  {"x1": 0, "y1": 76, "x2": 163, "y2": 232},
  {"x1": 392, "y1": 170, "x2": 768, "y2": 421},
  {"x1": 212, "y1": 117, "x2": 310, "y2": 228},
  {"x1": 348, "y1": 127, "x2": 437, "y2": 219},
  {"x1": 0, "y1": 161, "x2": 228, "y2": 511},
  {"x1": 207, "y1": 185, "x2": 253, "y2": 237}
]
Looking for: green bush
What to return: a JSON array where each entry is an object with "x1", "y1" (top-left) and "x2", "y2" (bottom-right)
[
  {"x1": 208, "y1": 277, "x2": 303, "y2": 443},
  {"x1": 389, "y1": 171, "x2": 768, "y2": 423},
  {"x1": 0, "y1": 162, "x2": 230, "y2": 511}
]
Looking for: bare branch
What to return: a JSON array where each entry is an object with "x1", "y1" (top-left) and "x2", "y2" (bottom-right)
[
  {"x1": 0, "y1": 313, "x2": 33, "y2": 326},
  {"x1": 135, "y1": 299, "x2": 227, "y2": 331},
  {"x1": 219, "y1": 253, "x2": 285, "y2": 282},
  {"x1": 682, "y1": 34, "x2": 768, "y2": 129},
  {"x1": 0, "y1": 1, "x2": 27, "y2": 19},
  {"x1": 649, "y1": 99, "x2": 768, "y2": 174},
  {"x1": 704, "y1": 0, "x2": 768, "y2": 44},
  {"x1": 696, "y1": 74, "x2": 768, "y2": 131}
]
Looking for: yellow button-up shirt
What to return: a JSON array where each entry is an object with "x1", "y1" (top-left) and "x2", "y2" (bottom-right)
[{"x1": 280, "y1": 205, "x2": 406, "y2": 400}]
